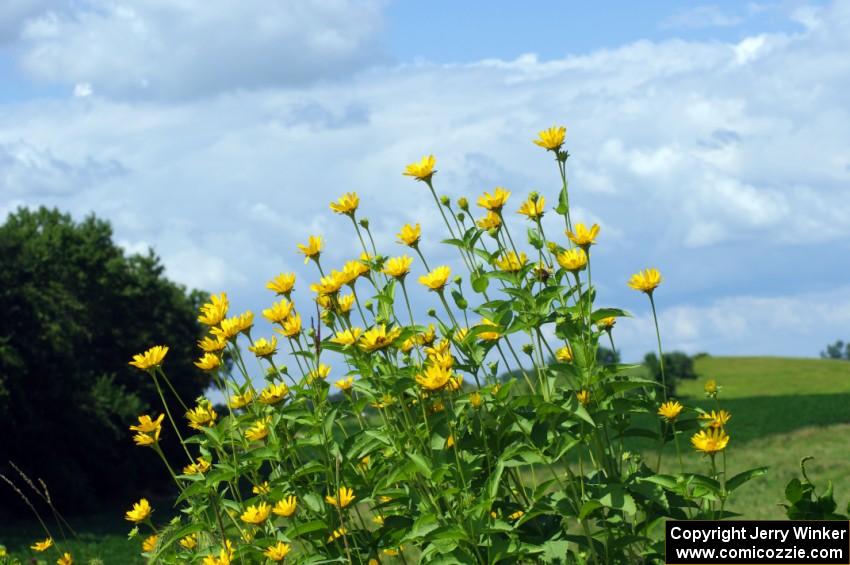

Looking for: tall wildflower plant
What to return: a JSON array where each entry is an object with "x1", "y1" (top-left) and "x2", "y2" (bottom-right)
[{"x1": 3, "y1": 128, "x2": 768, "y2": 564}]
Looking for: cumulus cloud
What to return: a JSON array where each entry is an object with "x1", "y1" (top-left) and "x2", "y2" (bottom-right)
[
  {"x1": 1, "y1": 1, "x2": 849, "y2": 361},
  {"x1": 16, "y1": 0, "x2": 386, "y2": 99}
]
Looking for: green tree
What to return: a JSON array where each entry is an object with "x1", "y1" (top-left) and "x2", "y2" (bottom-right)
[
  {"x1": 820, "y1": 340, "x2": 850, "y2": 360},
  {"x1": 643, "y1": 351, "x2": 697, "y2": 398},
  {"x1": 0, "y1": 207, "x2": 211, "y2": 514}
]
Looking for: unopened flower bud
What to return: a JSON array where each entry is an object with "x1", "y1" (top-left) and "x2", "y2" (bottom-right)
[
  {"x1": 359, "y1": 218, "x2": 370, "y2": 229},
  {"x1": 453, "y1": 276, "x2": 462, "y2": 285},
  {"x1": 458, "y1": 197, "x2": 469, "y2": 211},
  {"x1": 427, "y1": 308, "x2": 437, "y2": 317},
  {"x1": 456, "y1": 212, "x2": 465, "y2": 223},
  {"x1": 364, "y1": 300, "x2": 374, "y2": 311},
  {"x1": 529, "y1": 191, "x2": 540, "y2": 202},
  {"x1": 522, "y1": 343, "x2": 535, "y2": 356},
  {"x1": 440, "y1": 195, "x2": 451, "y2": 206}
]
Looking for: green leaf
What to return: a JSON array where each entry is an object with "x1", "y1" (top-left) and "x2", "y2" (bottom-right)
[
  {"x1": 598, "y1": 485, "x2": 637, "y2": 515},
  {"x1": 726, "y1": 467, "x2": 768, "y2": 492},
  {"x1": 285, "y1": 519, "x2": 327, "y2": 538},
  {"x1": 471, "y1": 273, "x2": 489, "y2": 293},
  {"x1": 408, "y1": 452, "x2": 433, "y2": 479},
  {"x1": 579, "y1": 500, "x2": 603, "y2": 520},
  {"x1": 450, "y1": 289, "x2": 468, "y2": 310}
]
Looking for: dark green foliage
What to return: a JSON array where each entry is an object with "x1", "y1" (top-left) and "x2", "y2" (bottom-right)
[
  {"x1": 0, "y1": 207, "x2": 210, "y2": 515},
  {"x1": 596, "y1": 346, "x2": 620, "y2": 364},
  {"x1": 644, "y1": 351, "x2": 697, "y2": 398},
  {"x1": 820, "y1": 340, "x2": 850, "y2": 360},
  {"x1": 783, "y1": 458, "x2": 849, "y2": 520}
]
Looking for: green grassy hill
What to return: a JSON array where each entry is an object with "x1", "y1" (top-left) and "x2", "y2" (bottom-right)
[{"x1": 668, "y1": 356, "x2": 850, "y2": 519}]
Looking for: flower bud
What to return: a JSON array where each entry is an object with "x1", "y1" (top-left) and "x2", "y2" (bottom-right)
[
  {"x1": 364, "y1": 300, "x2": 374, "y2": 311},
  {"x1": 440, "y1": 195, "x2": 451, "y2": 206},
  {"x1": 456, "y1": 212, "x2": 465, "y2": 223},
  {"x1": 458, "y1": 197, "x2": 469, "y2": 211},
  {"x1": 522, "y1": 343, "x2": 535, "y2": 356},
  {"x1": 427, "y1": 308, "x2": 437, "y2": 317},
  {"x1": 529, "y1": 191, "x2": 540, "y2": 202},
  {"x1": 453, "y1": 276, "x2": 462, "y2": 285},
  {"x1": 359, "y1": 218, "x2": 370, "y2": 229}
]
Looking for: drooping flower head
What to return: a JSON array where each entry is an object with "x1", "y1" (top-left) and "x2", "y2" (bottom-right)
[
  {"x1": 129, "y1": 345, "x2": 169, "y2": 371},
  {"x1": 403, "y1": 155, "x2": 436, "y2": 182},
  {"x1": 533, "y1": 126, "x2": 567, "y2": 151},
  {"x1": 329, "y1": 192, "x2": 360, "y2": 216},
  {"x1": 628, "y1": 268, "x2": 662, "y2": 295}
]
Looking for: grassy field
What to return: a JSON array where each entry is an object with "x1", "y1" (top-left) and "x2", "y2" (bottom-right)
[{"x1": 3, "y1": 356, "x2": 848, "y2": 561}]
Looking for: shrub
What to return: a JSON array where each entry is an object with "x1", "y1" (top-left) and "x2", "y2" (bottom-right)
[
  {"x1": 820, "y1": 340, "x2": 850, "y2": 360},
  {"x1": 644, "y1": 351, "x2": 698, "y2": 398},
  {"x1": 2, "y1": 129, "x2": 766, "y2": 564}
]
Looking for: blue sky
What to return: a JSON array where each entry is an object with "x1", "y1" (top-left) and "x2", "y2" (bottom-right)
[{"x1": 0, "y1": 0, "x2": 848, "y2": 365}]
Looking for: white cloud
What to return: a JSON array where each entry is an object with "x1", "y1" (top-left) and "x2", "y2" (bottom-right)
[
  {"x1": 1, "y1": 1, "x2": 849, "y2": 362},
  {"x1": 16, "y1": 0, "x2": 386, "y2": 99}
]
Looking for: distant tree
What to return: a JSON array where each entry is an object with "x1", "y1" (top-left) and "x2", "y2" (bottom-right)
[
  {"x1": 820, "y1": 340, "x2": 850, "y2": 360},
  {"x1": 0, "y1": 207, "x2": 211, "y2": 515},
  {"x1": 596, "y1": 346, "x2": 620, "y2": 365},
  {"x1": 644, "y1": 351, "x2": 697, "y2": 398}
]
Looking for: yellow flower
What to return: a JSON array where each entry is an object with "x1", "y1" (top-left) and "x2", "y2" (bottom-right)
[
  {"x1": 240, "y1": 502, "x2": 271, "y2": 524},
  {"x1": 194, "y1": 352, "x2": 221, "y2": 371},
  {"x1": 418, "y1": 325, "x2": 437, "y2": 346},
  {"x1": 397, "y1": 223, "x2": 421, "y2": 247},
  {"x1": 202, "y1": 540, "x2": 233, "y2": 565},
  {"x1": 275, "y1": 313, "x2": 302, "y2": 337},
  {"x1": 331, "y1": 327, "x2": 363, "y2": 346},
  {"x1": 129, "y1": 413, "x2": 164, "y2": 434},
  {"x1": 469, "y1": 391, "x2": 482, "y2": 408},
  {"x1": 383, "y1": 255, "x2": 414, "y2": 279},
  {"x1": 446, "y1": 374, "x2": 464, "y2": 392},
  {"x1": 383, "y1": 548, "x2": 403, "y2": 556},
  {"x1": 658, "y1": 400, "x2": 683, "y2": 422},
  {"x1": 198, "y1": 293, "x2": 229, "y2": 326},
  {"x1": 419, "y1": 265, "x2": 451, "y2": 291},
  {"x1": 508, "y1": 510, "x2": 525, "y2": 521},
  {"x1": 477, "y1": 318, "x2": 502, "y2": 341},
  {"x1": 266, "y1": 272, "x2": 296, "y2": 295},
  {"x1": 429, "y1": 351, "x2": 454, "y2": 369},
  {"x1": 248, "y1": 336, "x2": 278, "y2": 358},
  {"x1": 567, "y1": 223, "x2": 600, "y2": 248},
  {"x1": 372, "y1": 515, "x2": 384, "y2": 526},
  {"x1": 597, "y1": 317, "x2": 617, "y2": 330},
  {"x1": 416, "y1": 365, "x2": 452, "y2": 391},
  {"x1": 477, "y1": 211, "x2": 502, "y2": 230},
  {"x1": 264, "y1": 541, "x2": 292, "y2": 561},
  {"x1": 325, "y1": 486, "x2": 356, "y2": 508},
  {"x1": 446, "y1": 435, "x2": 455, "y2": 448},
  {"x1": 183, "y1": 457, "x2": 211, "y2": 475},
  {"x1": 263, "y1": 299, "x2": 294, "y2": 325},
  {"x1": 57, "y1": 553, "x2": 73, "y2": 565},
  {"x1": 179, "y1": 533, "x2": 198, "y2": 550},
  {"x1": 700, "y1": 409, "x2": 731, "y2": 428},
  {"x1": 517, "y1": 195, "x2": 545, "y2": 219},
  {"x1": 371, "y1": 393, "x2": 395, "y2": 409},
  {"x1": 533, "y1": 126, "x2": 566, "y2": 151},
  {"x1": 576, "y1": 389, "x2": 591, "y2": 406},
  {"x1": 125, "y1": 498, "x2": 152, "y2": 522},
  {"x1": 555, "y1": 345, "x2": 573, "y2": 363},
  {"x1": 259, "y1": 382, "x2": 289, "y2": 405},
  {"x1": 198, "y1": 335, "x2": 227, "y2": 353},
  {"x1": 31, "y1": 538, "x2": 53, "y2": 552},
  {"x1": 477, "y1": 187, "x2": 511, "y2": 211},
  {"x1": 228, "y1": 390, "x2": 254, "y2": 410},
  {"x1": 245, "y1": 418, "x2": 271, "y2": 442},
  {"x1": 704, "y1": 379, "x2": 718, "y2": 395},
  {"x1": 307, "y1": 364, "x2": 331, "y2": 383},
  {"x1": 211, "y1": 311, "x2": 254, "y2": 340},
  {"x1": 273, "y1": 495, "x2": 298, "y2": 517},
  {"x1": 496, "y1": 251, "x2": 527, "y2": 272},
  {"x1": 341, "y1": 259, "x2": 370, "y2": 284},
  {"x1": 297, "y1": 235, "x2": 323, "y2": 263},
  {"x1": 328, "y1": 527, "x2": 347, "y2": 542},
  {"x1": 129, "y1": 345, "x2": 169, "y2": 371},
  {"x1": 627, "y1": 268, "x2": 662, "y2": 294},
  {"x1": 132, "y1": 427, "x2": 161, "y2": 447},
  {"x1": 359, "y1": 325, "x2": 402, "y2": 352},
  {"x1": 253, "y1": 481, "x2": 271, "y2": 495},
  {"x1": 556, "y1": 248, "x2": 588, "y2": 272},
  {"x1": 424, "y1": 338, "x2": 451, "y2": 358},
  {"x1": 403, "y1": 155, "x2": 436, "y2": 181},
  {"x1": 330, "y1": 192, "x2": 360, "y2": 215},
  {"x1": 691, "y1": 428, "x2": 729, "y2": 454},
  {"x1": 337, "y1": 293, "x2": 355, "y2": 313},
  {"x1": 142, "y1": 534, "x2": 158, "y2": 553},
  {"x1": 310, "y1": 271, "x2": 346, "y2": 296},
  {"x1": 186, "y1": 402, "x2": 217, "y2": 430},
  {"x1": 336, "y1": 377, "x2": 355, "y2": 392}
]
